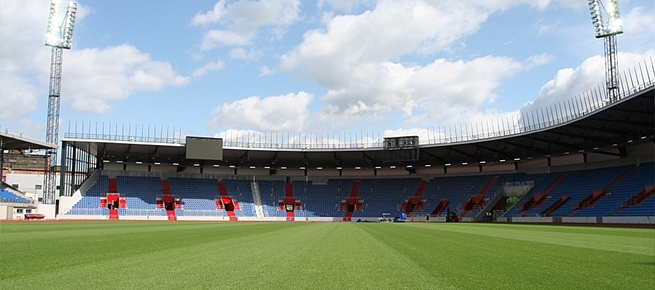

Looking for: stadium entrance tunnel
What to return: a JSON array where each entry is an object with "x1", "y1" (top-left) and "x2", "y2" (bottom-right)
[
  {"x1": 157, "y1": 195, "x2": 180, "y2": 221},
  {"x1": 340, "y1": 198, "x2": 363, "y2": 222},
  {"x1": 216, "y1": 197, "x2": 238, "y2": 221},
  {"x1": 103, "y1": 193, "x2": 124, "y2": 220},
  {"x1": 401, "y1": 197, "x2": 425, "y2": 213},
  {"x1": 279, "y1": 197, "x2": 301, "y2": 221}
]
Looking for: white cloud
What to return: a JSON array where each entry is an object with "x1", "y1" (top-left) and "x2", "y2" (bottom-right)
[
  {"x1": 621, "y1": 6, "x2": 655, "y2": 53},
  {"x1": 194, "y1": 0, "x2": 301, "y2": 50},
  {"x1": 0, "y1": 119, "x2": 46, "y2": 141},
  {"x1": 214, "y1": 129, "x2": 265, "y2": 144},
  {"x1": 537, "y1": 18, "x2": 560, "y2": 35},
  {"x1": 521, "y1": 51, "x2": 655, "y2": 116},
  {"x1": 383, "y1": 128, "x2": 430, "y2": 139},
  {"x1": 63, "y1": 45, "x2": 190, "y2": 113},
  {"x1": 259, "y1": 66, "x2": 275, "y2": 76},
  {"x1": 230, "y1": 47, "x2": 263, "y2": 62},
  {"x1": 317, "y1": 0, "x2": 372, "y2": 12},
  {"x1": 278, "y1": 0, "x2": 562, "y2": 131},
  {"x1": 200, "y1": 30, "x2": 253, "y2": 50},
  {"x1": 309, "y1": 55, "x2": 531, "y2": 130},
  {"x1": 281, "y1": 0, "x2": 558, "y2": 74},
  {"x1": 0, "y1": 0, "x2": 190, "y2": 118},
  {"x1": 214, "y1": 129, "x2": 357, "y2": 148},
  {"x1": 192, "y1": 60, "x2": 226, "y2": 77},
  {"x1": 0, "y1": 74, "x2": 39, "y2": 120},
  {"x1": 191, "y1": 0, "x2": 228, "y2": 26},
  {"x1": 525, "y1": 53, "x2": 555, "y2": 68},
  {"x1": 623, "y1": 6, "x2": 655, "y2": 35},
  {"x1": 281, "y1": 1, "x2": 488, "y2": 73},
  {"x1": 207, "y1": 92, "x2": 313, "y2": 132},
  {"x1": 0, "y1": 0, "x2": 53, "y2": 120}
]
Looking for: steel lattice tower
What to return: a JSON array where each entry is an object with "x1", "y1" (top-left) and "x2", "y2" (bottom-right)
[
  {"x1": 588, "y1": 0, "x2": 623, "y2": 103},
  {"x1": 43, "y1": 1, "x2": 77, "y2": 205},
  {"x1": 604, "y1": 34, "x2": 620, "y2": 102},
  {"x1": 43, "y1": 47, "x2": 64, "y2": 204}
]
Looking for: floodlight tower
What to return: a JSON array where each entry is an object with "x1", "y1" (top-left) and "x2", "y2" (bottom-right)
[
  {"x1": 588, "y1": 0, "x2": 623, "y2": 103},
  {"x1": 43, "y1": 0, "x2": 77, "y2": 205}
]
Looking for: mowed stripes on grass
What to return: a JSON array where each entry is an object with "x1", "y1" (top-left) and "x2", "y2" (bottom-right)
[{"x1": 0, "y1": 221, "x2": 653, "y2": 289}]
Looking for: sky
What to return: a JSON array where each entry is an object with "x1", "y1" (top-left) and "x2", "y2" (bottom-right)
[{"x1": 0, "y1": 0, "x2": 654, "y2": 145}]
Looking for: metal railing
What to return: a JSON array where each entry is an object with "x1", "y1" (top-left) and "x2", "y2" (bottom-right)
[{"x1": 64, "y1": 58, "x2": 655, "y2": 150}]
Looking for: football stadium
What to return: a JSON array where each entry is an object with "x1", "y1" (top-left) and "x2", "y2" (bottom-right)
[{"x1": 1, "y1": 0, "x2": 654, "y2": 289}]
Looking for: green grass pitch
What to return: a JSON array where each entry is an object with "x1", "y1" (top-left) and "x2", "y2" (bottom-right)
[{"x1": 0, "y1": 221, "x2": 653, "y2": 289}]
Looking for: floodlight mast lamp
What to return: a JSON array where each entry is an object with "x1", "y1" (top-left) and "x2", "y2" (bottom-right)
[
  {"x1": 588, "y1": 0, "x2": 623, "y2": 103},
  {"x1": 43, "y1": 0, "x2": 77, "y2": 205}
]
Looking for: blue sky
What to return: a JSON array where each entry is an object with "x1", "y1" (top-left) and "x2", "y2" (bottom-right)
[{"x1": 0, "y1": 0, "x2": 653, "y2": 144}]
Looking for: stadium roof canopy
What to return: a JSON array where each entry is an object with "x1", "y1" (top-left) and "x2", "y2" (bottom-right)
[
  {"x1": 0, "y1": 131, "x2": 56, "y2": 151},
  {"x1": 60, "y1": 87, "x2": 653, "y2": 171}
]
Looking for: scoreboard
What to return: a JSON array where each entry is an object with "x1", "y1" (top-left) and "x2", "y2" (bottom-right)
[
  {"x1": 383, "y1": 136, "x2": 419, "y2": 163},
  {"x1": 185, "y1": 136, "x2": 223, "y2": 161}
]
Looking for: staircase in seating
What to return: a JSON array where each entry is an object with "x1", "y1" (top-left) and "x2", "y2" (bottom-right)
[
  {"x1": 285, "y1": 183, "x2": 295, "y2": 221},
  {"x1": 343, "y1": 181, "x2": 360, "y2": 222},
  {"x1": 217, "y1": 181, "x2": 238, "y2": 221},
  {"x1": 518, "y1": 174, "x2": 565, "y2": 216},
  {"x1": 400, "y1": 181, "x2": 428, "y2": 217},
  {"x1": 166, "y1": 210, "x2": 176, "y2": 221},
  {"x1": 626, "y1": 186, "x2": 655, "y2": 207},
  {"x1": 613, "y1": 186, "x2": 655, "y2": 216},
  {"x1": 162, "y1": 180, "x2": 171, "y2": 196},
  {"x1": 161, "y1": 180, "x2": 176, "y2": 220},
  {"x1": 415, "y1": 181, "x2": 427, "y2": 198},
  {"x1": 541, "y1": 196, "x2": 569, "y2": 217},
  {"x1": 108, "y1": 178, "x2": 118, "y2": 194},
  {"x1": 109, "y1": 209, "x2": 119, "y2": 220},
  {"x1": 461, "y1": 176, "x2": 498, "y2": 217},
  {"x1": 431, "y1": 200, "x2": 449, "y2": 216},
  {"x1": 569, "y1": 167, "x2": 635, "y2": 217},
  {"x1": 108, "y1": 178, "x2": 119, "y2": 220}
]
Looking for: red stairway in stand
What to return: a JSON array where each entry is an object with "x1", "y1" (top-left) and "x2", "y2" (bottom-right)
[
  {"x1": 217, "y1": 182, "x2": 238, "y2": 221},
  {"x1": 517, "y1": 174, "x2": 565, "y2": 217},
  {"x1": 162, "y1": 180, "x2": 171, "y2": 195},
  {"x1": 541, "y1": 196, "x2": 569, "y2": 217},
  {"x1": 343, "y1": 181, "x2": 361, "y2": 222},
  {"x1": 415, "y1": 181, "x2": 427, "y2": 198},
  {"x1": 400, "y1": 181, "x2": 428, "y2": 221},
  {"x1": 108, "y1": 178, "x2": 117, "y2": 194},
  {"x1": 109, "y1": 209, "x2": 118, "y2": 220},
  {"x1": 461, "y1": 176, "x2": 498, "y2": 217},
  {"x1": 569, "y1": 167, "x2": 636, "y2": 216},
  {"x1": 613, "y1": 186, "x2": 655, "y2": 215},
  {"x1": 162, "y1": 180, "x2": 176, "y2": 220},
  {"x1": 430, "y1": 200, "x2": 449, "y2": 216},
  {"x1": 107, "y1": 178, "x2": 120, "y2": 220},
  {"x1": 285, "y1": 183, "x2": 295, "y2": 221},
  {"x1": 277, "y1": 183, "x2": 302, "y2": 222}
]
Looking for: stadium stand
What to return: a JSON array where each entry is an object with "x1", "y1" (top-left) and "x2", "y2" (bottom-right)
[
  {"x1": 0, "y1": 188, "x2": 31, "y2": 203},
  {"x1": 294, "y1": 179, "x2": 353, "y2": 218},
  {"x1": 615, "y1": 194, "x2": 655, "y2": 217},
  {"x1": 168, "y1": 178, "x2": 227, "y2": 217},
  {"x1": 116, "y1": 176, "x2": 162, "y2": 217},
  {"x1": 573, "y1": 164, "x2": 654, "y2": 217},
  {"x1": 506, "y1": 174, "x2": 565, "y2": 217},
  {"x1": 221, "y1": 179, "x2": 256, "y2": 219},
  {"x1": 352, "y1": 178, "x2": 422, "y2": 219},
  {"x1": 515, "y1": 166, "x2": 630, "y2": 217},
  {"x1": 257, "y1": 180, "x2": 282, "y2": 217},
  {"x1": 59, "y1": 161, "x2": 654, "y2": 221},
  {"x1": 66, "y1": 175, "x2": 109, "y2": 216},
  {"x1": 421, "y1": 175, "x2": 492, "y2": 217}
]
